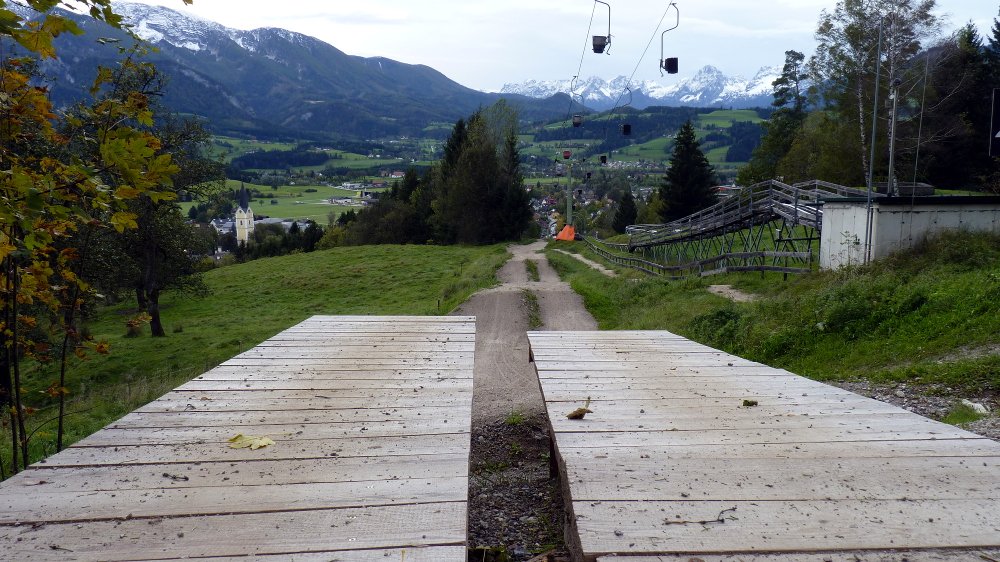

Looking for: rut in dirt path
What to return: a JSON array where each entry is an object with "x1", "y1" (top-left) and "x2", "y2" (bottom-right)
[
  {"x1": 453, "y1": 240, "x2": 597, "y2": 425},
  {"x1": 451, "y1": 241, "x2": 597, "y2": 557}
]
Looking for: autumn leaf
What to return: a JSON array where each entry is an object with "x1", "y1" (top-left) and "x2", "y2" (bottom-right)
[
  {"x1": 566, "y1": 396, "x2": 593, "y2": 420},
  {"x1": 228, "y1": 434, "x2": 274, "y2": 450}
]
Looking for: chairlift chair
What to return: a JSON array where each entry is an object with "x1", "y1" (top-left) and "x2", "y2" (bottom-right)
[
  {"x1": 659, "y1": 3, "x2": 680, "y2": 75},
  {"x1": 592, "y1": 1, "x2": 611, "y2": 54}
]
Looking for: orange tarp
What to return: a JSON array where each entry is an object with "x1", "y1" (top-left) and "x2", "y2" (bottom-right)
[{"x1": 554, "y1": 225, "x2": 576, "y2": 241}]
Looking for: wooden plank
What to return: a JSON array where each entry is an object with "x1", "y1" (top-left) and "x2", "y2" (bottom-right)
[
  {"x1": 0, "y1": 477, "x2": 467, "y2": 524},
  {"x1": 536, "y1": 365, "x2": 796, "y2": 378},
  {"x1": 194, "y1": 367, "x2": 474, "y2": 381},
  {"x1": 75, "y1": 418, "x2": 469, "y2": 447},
  {"x1": 0, "y1": 502, "x2": 466, "y2": 560},
  {"x1": 565, "y1": 456, "x2": 1000, "y2": 501},
  {"x1": 573, "y1": 499, "x2": 1000, "y2": 554},
  {"x1": 138, "y1": 395, "x2": 469, "y2": 413},
  {"x1": 558, "y1": 439, "x2": 1000, "y2": 460},
  {"x1": 596, "y1": 552, "x2": 1000, "y2": 562},
  {"x1": 176, "y1": 378, "x2": 470, "y2": 392},
  {"x1": 2, "y1": 454, "x2": 469, "y2": 492},
  {"x1": 549, "y1": 411, "x2": 932, "y2": 432},
  {"x1": 180, "y1": 546, "x2": 468, "y2": 561},
  {"x1": 541, "y1": 387, "x2": 854, "y2": 402},
  {"x1": 550, "y1": 425, "x2": 976, "y2": 447},
  {"x1": 154, "y1": 388, "x2": 472, "y2": 401},
  {"x1": 231, "y1": 347, "x2": 472, "y2": 363},
  {"x1": 46, "y1": 431, "x2": 470, "y2": 468},
  {"x1": 219, "y1": 358, "x2": 472, "y2": 368},
  {"x1": 114, "y1": 406, "x2": 468, "y2": 428}
]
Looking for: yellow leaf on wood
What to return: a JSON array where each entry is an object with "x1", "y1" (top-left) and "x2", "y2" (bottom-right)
[{"x1": 227, "y1": 434, "x2": 274, "y2": 450}]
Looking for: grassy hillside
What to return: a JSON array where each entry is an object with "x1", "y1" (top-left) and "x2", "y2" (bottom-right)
[
  {"x1": 547, "y1": 230, "x2": 1000, "y2": 397},
  {"x1": 2, "y1": 244, "x2": 508, "y2": 471}
]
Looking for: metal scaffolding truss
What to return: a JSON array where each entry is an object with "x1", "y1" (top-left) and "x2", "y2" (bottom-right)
[{"x1": 592, "y1": 180, "x2": 876, "y2": 277}]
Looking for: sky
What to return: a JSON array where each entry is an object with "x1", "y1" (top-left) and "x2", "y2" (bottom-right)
[{"x1": 123, "y1": 0, "x2": 996, "y2": 91}]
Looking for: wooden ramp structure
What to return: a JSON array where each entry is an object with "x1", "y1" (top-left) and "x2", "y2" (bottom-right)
[
  {"x1": 527, "y1": 330, "x2": 1000, "y2": 561},
  {"x1": 0, "y1": 316, "x2": 475, "y2": 561}
]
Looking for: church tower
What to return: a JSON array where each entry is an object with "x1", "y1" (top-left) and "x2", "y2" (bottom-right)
[{"x1": 234, "y1": 184, "x2": 254, "y2": 243}]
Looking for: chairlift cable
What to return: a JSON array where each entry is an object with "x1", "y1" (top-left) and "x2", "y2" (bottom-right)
[
  {"x1": 600, "y1": 2, "x2": 677, "y2": 152},
  {"x1": 565, "y1": 1, "x2": 599, "y2": 123}
]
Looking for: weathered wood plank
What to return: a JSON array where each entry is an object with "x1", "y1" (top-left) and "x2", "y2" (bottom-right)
[
  {"x1": 0, "y1": 502, "x2": 466, "y2": 561},
  {"x1": 194, "y1": 367, "x2": 474, "y2": 381},
  {"x1": 139, "y1": 394, "x2": 469, "y2": 412},
  {"x1": 114, "y1": 406, "x2": 468, "y2": 428},
  {"x1": 551, "y1": 425, "x2": 976, "y2": 447},
  {"x1": 2, "y1": 454, "x2": 469, "y2": 492},
  {"x1": 47, "y1": 431, "x2": 470, "y2": 467},
  {"x1": 573, "y1": 499, "x2": 1000, "y2": 554},
  {"x1": 0, "y1": 477, "x2": 468, "y2": 525},
  {"x1": 595, "y1": 549, "x2": 1000, "y2": 562},
  {"x1": 176, "y1": 377, "x2": 470, "y2": 392},
  {"x1": 76, "y1": 418, "x2": 469, "y2": 447},
  {"x1": 549, "y1": 411, "x2": 934, "y2": 432},
  {"x1": 541, "y1": 387, "x2": 854, "y2": 402},
  {"x1": 558, "y1": 439, "x2": 1000, "y2": 460},
  {"x1": 536, "y1": 365, "x2": 796, "y2": 378},
  {"x1": 565, "y1": 456, "x2": 1000, "y2": 501},
  {"x1": 155, "y1": 387, "x2": 472, "y2": 401},
  {"x1": 180, "y1": 546, "x2": 469, "y2": 561}
]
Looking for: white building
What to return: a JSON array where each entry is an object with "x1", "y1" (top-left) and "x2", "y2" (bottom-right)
[{"x1": 235, "y1": 184, "x2": 254, "y2": 243}]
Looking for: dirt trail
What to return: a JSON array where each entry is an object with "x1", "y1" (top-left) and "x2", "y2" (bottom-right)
[
  {"x1": 454, "y1": 240, "x2": 597, "y2": 425},
  {"x1": 452, "y1": 241, "x2": 596, "y2": 556}
]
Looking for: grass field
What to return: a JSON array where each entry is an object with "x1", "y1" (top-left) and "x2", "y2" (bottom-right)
[
  {"x1": 547, "y1": 230, "x2": 1000, "y2": 396},
  {"x1": 1, "y1": 244, "x2": 509, "y2": 473},
  {"x1": 695, "y1": 109, "x2": 763, "y2": 127},
  {"x1": 181, "y1": 180, "x2": 381, "y2": 222}
]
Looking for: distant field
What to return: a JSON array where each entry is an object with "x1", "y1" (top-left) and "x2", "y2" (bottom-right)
[
  {"x1": 696, "y1": 109, "x2": 763, "y2": 127},
  {"x1": 181, "y1": 179, "x2": 376, "y2": 222}
]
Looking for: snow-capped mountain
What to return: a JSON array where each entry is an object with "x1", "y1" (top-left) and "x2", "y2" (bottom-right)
[
  {"x1": 500, "y1": 66, "x2": 780, "y2": 110},
  {"x1": 15, "y1": 2, "x2": 579, "y2": 138}
]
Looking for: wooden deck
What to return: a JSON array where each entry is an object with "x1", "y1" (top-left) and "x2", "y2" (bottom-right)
[
  {"x1": 527, "y1": 331, "x2": 1000, "y2": 561},
  {"x1": 0, "y1": 315, "x2": 475, "y2": 561}
]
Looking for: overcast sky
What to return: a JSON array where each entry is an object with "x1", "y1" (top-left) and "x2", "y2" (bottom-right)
[{"x1": 124, "y1": 1, "x2": 995, "y2": 91}]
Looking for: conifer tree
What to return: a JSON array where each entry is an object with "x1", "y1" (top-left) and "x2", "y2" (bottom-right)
[
  {"x1": 611, "y1": 189, "x2": 637, "y2": 233},
  {"x1": 658, "y1": 121, "x2": 717, "y2": 222}
]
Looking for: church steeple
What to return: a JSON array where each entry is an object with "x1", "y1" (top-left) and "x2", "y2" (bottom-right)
[
  {"x1": 234, "y1": 183, "x2": 254, "y2": 244},
  {"x1": 237, "y1": 183, "x2": 251, "y2": 212}
]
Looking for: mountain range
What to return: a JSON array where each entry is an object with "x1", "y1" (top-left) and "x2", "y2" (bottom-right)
[
  {"x1": 13, "y1": 2, "x2": 583, "y2": 139},
  {"x1": 11, "y1": 2, "x2": 775, "y2": 139},
  {"x1": 500, "y1": 67, "x2": 779, "y2": 111}
]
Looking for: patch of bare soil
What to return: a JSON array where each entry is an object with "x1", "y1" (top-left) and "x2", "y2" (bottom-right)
[
  {"x1": 707, "y1": 284, "x2": 757, "y2": 302},
  {"x1": 467, "y1": 414, "x2": 565, "y2": 558}
]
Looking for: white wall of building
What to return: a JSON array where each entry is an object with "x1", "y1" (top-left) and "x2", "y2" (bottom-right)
[{"x1": 821, "y1": 198, "x2": 1000, "y2": 270}]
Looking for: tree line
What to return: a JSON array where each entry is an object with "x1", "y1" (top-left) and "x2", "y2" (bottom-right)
[
  {"x1": 0, "y1": 0, "x2": 237, "y2": 474},
  {"x1": 322, "y1": 102, "x2": 533, "y2": 246},
  {"x1": 739, "y1": 1, "x2": 1000, "y2": 191}
]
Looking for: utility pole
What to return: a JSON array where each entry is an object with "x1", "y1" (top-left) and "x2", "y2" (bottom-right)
[
  {"x1": 566, "y1": 160, "x2": 574, "y2": 227},
  {"x1": 887, "y1": 77, "x2": 902, "y2": 196}
]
